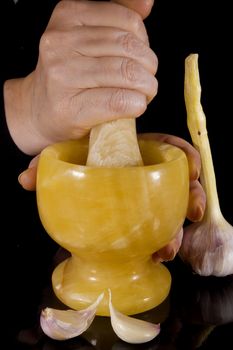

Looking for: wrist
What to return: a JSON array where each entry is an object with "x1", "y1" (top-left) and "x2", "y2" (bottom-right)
[{"x1": 3, "y1": 74, "x2": 48, "y2": 155}]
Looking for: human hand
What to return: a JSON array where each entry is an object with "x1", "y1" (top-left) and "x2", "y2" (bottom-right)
[{"x1": 4, "y1": 0, "x2": 157, "y2": 155}]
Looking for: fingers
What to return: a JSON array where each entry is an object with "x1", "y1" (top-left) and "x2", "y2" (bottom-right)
[
  {"x1": 152, "y1": 227, "x2": 183, "y2": 263},
  {"x1": 187, "y1": 180, "x2": 206, "y2": 222},
  {"x1": 52, "y1": 56, "x2": 157, "y2": 102},
  {"x1": 28, "y1": 154, "x2": 40, "y2": 168},
  {"x1": 51, "y1": 1, "x2": 149, "y2": 44},
  {"x1": 70, "y1": 88, "x2": 148, "y2": 135},
  {"x1": 18, "y1": 155, "x2": 39, "y2": 191},
  {"x1": 18, "y1": 167, "x2": 37, "y2": 191},
  {"x1": 139, "y1": 133, "x2": 201, "y2": 181},
  {"x1": 153, "y1": 134, "x2": 206, "y2": 221},
  {"x1": 139, "y1": 133, "x2": 206, "y2": 222},
  {"x1": 111, "y1": 0, "x2": 155, "y2": 19},
  {"x1": 47, "y1": 26, "x2": 157, "y2": 74},
  {"x1": 40, "y1": 24, "x2": 158, "y2": 115}
]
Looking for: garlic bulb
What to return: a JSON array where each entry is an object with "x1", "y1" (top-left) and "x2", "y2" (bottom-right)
[
  {"x1": 179, "y1": 53, "x2": 233, "y2": 276},
  {"x1": 40, "y1": 292, "x2": 104, "y2": 340},
  {"x1": 180, "y1": 219, "x2": 233, "y2": 276},
  {"x1": 108, "y1": 290, "x2": 160, "y2": 344}
]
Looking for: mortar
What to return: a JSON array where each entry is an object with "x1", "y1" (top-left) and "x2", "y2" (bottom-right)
[{"x1": 36, "y1": 134, "x2": 189, "y2": 315}]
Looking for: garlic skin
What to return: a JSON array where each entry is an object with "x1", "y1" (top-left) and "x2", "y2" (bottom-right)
[
  {"x1": 40, "y1": 293, "x2": 104, "y2": 340},
  {"x1": 108, "y1": 290, "x2": 160, "y2": 344},
  {"x1": 180, "y1": 217, "x2": 233, "y2": 276}
]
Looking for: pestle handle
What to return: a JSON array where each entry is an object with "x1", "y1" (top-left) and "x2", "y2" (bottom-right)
[{"x1": 86, "y1": 119, "x2": 143, "y2": 167}]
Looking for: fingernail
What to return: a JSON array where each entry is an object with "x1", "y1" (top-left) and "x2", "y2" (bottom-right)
[
  {"x1": 18, "y1": 172, "x2": 24, "y2": 184},
  {"x1": 163, "y1": 247, "x2": 176, "y2": 262},
  {"x1": 18, "y1": 170, "x2": 27, "y2": 186}
]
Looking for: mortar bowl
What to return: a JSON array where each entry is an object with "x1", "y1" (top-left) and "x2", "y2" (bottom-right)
[{"x1": 36, "y1": 134, "x2": 189, "y2": 315}]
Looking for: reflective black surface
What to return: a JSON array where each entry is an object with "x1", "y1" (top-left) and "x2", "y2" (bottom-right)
[{"x1": 7, "y1": 250, "x2": 233, "y2": 350}]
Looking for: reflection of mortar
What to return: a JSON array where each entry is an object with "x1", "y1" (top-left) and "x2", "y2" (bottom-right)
[{"x1": 36, "y1": 135, "x2": 189, "y2": 316}]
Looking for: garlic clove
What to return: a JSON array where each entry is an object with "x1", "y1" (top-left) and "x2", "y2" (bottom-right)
[
  {"x1": 108, "y1": 290, "x2": 160, "y2": 344},
  {"x1": 40, "y1": 292, "x2": 104, "y2": 340}
]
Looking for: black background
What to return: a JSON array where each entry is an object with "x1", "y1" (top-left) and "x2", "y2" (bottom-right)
[{"x1": 0, "y1": 1, "x2": 233, "y2": 349}]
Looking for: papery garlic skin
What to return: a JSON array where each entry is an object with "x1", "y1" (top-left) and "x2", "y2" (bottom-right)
[
  {"x1": 180, "y1": 218, "x2": 233, "y2": 277},
  {"x1": 109, "y1": 290, "x2": 160, "y2": 344},
  {"x1": 40, "y1": 293, "x2": 104, "y2": 340}
]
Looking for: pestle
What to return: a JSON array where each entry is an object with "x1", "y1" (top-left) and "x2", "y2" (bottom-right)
[{"x1": 86, "y1": 119, "x2": 143, "y2": 167}]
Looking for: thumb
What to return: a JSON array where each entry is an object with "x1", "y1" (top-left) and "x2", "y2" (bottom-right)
[{"x1": 111, "y1": 0, "x2": 154, "y2": 20}]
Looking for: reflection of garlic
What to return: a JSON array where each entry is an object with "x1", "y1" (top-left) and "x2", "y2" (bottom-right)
[
  {"x1": 108, "y1": 290, "x2": 160, "y2": 344},
  {"x1": 40, "y1": 293, "x2": 104, "y2": 340},
  {"x1": 179, "y1": 53, "x2": 233, "y2": 276}
]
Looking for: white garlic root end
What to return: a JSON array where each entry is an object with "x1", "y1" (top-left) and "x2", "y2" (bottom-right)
[
  {"x1": 40, "y1": 292, "x2": 104, "y2": 340},
  {"x1": 108, "y1": 289, "x2": 160, "y2": 344}
]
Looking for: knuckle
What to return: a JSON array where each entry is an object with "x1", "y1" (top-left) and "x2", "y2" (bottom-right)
[
  {"x1": 126, "y1": 9, "x2": 148, "y2": 42},
  {"x1": 109, "y1": 89, "x2": 128, "y2": 114},
  {"x1": 127, "y1": 9, "x2": 142, "y2": 32},
  {"x1": 39, "y1": 30, "x2": 57, "y2": 62},
  {"x1": 53, "y1": 0, "x2": 89, "y2": 22},
  {"x1": 50, "y1": 1, "x2": 70, "y2": 24},
  {"x1": 121, "y1": 32, "x2": 140, "y2": 55},
  {"x1": 121, "y1": 58, "x2": 139, "y2": 84},
  {"x1": 53, "y1": 0, "x2": 72, "y2": 15},
  {"x1": 54, "y1": 0, "x2": 67, "y2": 13},
  {"x1": 120, "y1": 32, "x2": 158, "y2": 75}
]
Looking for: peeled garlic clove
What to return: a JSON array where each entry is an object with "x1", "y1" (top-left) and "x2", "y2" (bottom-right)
[
  {"x1": 108, "y1": 290, "x2": 160, "y2": 344},
  {"x1": 40, "y1": 293, "x2": 104, "y2": 340}
]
